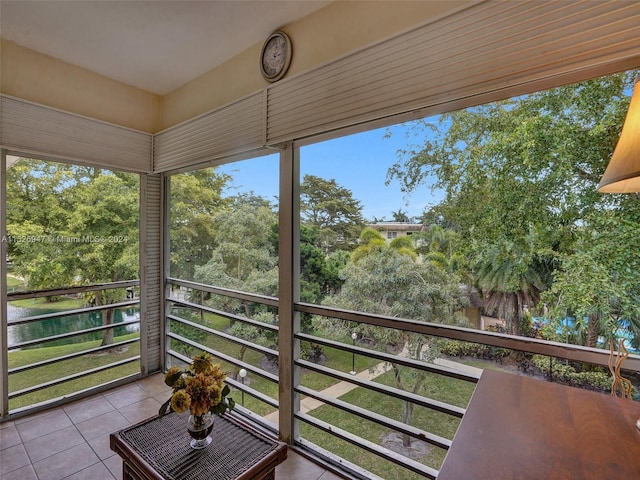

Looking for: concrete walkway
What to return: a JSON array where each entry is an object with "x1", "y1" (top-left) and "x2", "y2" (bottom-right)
[
  {"x1": 262, "y1": 361, "x2": 393, "y2": 425},
  {"x1": 262, "y1": 355, "x2": 481, "y2": 426}
]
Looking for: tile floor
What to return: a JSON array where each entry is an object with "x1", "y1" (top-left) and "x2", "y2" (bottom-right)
[{"x1": 0, "y1": 374, "x2": 344, "y2": 480}]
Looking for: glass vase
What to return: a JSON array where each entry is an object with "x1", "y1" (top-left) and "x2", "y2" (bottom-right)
[{"x1": 186, "y1": 413, "x2": 214, "y2": 449}]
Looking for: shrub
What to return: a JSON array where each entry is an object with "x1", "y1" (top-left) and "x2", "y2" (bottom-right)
[
  {"x1": 532, "y1": 355, "x2": 614, "y2": 393},
  {"x1": 439, "y1": 338, "x2": 511, "y2": 361}
]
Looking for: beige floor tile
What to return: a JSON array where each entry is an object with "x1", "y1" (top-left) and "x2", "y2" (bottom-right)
[
  {"x1": 1, "y1": 443, "x2": 31, "y2": 477},
  {"x1": 32, "y1": 443, "x2": 99, "y2": 480},
  {"x1": 15, "y1": 410, "x2": 72, "y2": 443},
  {"x1": 64, "y1": 461, "x2": 116, "y2": 480},
  {"x1": 75, "y1": 410, "x2": 129, "y2": 442},
  {"x1": 0, "y1": 422, "x2": 21, "y2": 450},
  {"x1": 23, "y1": 425, "x2": 85, "y2": 463}
]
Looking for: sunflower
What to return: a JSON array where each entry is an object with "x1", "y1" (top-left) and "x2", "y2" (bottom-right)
[
  {"x1": 191, "y1": 353, "x2": 215, "y2": 375},
  {"x1": 170, "y1": 390, "x2": 191, "y2": 414}
]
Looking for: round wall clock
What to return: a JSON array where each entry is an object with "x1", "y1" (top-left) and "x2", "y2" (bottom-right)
[{"x1": 260, "y1": 31, "x2": 292, "y2": 82}]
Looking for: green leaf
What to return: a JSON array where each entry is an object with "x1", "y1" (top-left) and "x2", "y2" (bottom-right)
[
  {"x1": 164, "y1": 371, "x2": 183, "y2": 387},
  {"x1": 158, "y1": 398, "x2": 172, "y2": 418}
]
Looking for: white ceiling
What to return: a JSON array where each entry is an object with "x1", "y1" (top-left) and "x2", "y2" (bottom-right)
[{"x1": 0, "y1": 0, "x2": 331, "y2": 95}]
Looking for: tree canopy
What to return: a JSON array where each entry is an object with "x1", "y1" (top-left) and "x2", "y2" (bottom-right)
[
  {"x1": 300, "y1": 174, "x2": 365, "y2": 252},
  {"x1": 6, "y1": 160, "x2": 139, "y2": 292},
  {"x1": 387, "y1": 70, "x2": 640, "y2": 345}
]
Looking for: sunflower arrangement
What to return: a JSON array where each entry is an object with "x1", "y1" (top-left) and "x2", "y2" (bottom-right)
[{"x1": 159, "y1": 352, "x2": 235, "y2": 418}]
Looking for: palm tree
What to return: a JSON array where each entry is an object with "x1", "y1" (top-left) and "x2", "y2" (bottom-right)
[{"x1": 474, "y1": 238, "x2": 550, "y2": 335}]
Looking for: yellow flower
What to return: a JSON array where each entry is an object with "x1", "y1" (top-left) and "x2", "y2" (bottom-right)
[
  {"x1": 207, "y1": 384, "x2": 223, "y2": 406},
  {"x1": 170, "y1": 390, "x2": 191, "y2": 414},
  {"x1": 209, "y1": 364, "x2": 226, "y2": 383},
  {"x1": 191, "y1": 353, "x2": 214, "y2": 375},
  {"x1": 186, "y1": 373, "x2": 212, "y2": 416}
]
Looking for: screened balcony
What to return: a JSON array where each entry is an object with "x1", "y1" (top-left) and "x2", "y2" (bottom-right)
[{"x1": 3, "y1": 1, "x2": 640, "y2": 479}]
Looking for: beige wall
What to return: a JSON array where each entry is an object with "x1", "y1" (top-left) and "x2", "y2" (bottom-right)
[
  {"x1": 161, "y1": 0, "x2": 472, "y2": 129},
  {"x1": 0, "y1": 40, "x2": 162, "y2": 133},
  {"x1": 0, "y1": 1, "x2": 472, "y2": 133}
]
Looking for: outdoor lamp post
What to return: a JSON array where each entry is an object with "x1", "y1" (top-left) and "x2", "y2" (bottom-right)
[
  {"x1": 350, "y1": 332, "x2": 358, "y2": 375},
  {"x1": 239, "y1": 368, "x2": 247, "y2": 406}
]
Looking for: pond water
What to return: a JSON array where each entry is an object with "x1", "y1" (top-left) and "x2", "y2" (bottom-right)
[{"x1": 7, "y1": 303, "x2": 140, "y2": 348}]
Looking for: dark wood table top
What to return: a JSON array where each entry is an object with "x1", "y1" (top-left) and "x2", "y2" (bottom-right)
[{"x1": 438, "y1": 369, "x2": 640, "y2": 480}]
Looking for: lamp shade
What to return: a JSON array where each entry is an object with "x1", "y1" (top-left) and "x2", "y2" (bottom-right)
[{"x1": 597, "y1": 75, "x2": 640, "y2": 193}]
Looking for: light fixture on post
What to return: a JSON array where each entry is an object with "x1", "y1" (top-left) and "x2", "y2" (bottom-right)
[
  {"x1": 350, "y1": 332, "x2": 358, "y2": 375},
  {"x1": 239, "y1": 368, "x2": 247, "y2": 406},
  {"x1": 597, "y1": 74, "x2": 640, "y2": 193},
  {"x1": 596, "y1": 73, "x2": 640, "y2": 432}
]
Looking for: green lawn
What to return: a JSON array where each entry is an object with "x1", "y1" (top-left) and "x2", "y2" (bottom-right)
[
  {"x1": 169, "y1": 311, "x2": 382, "y2": 416},
  {"x1": 8, "y1": 333, "x2": 140, "y2": 410},
  {"x1": 9, "y1": 295, "x2": 87, "y2": 311},
  {"x1": 7, "y1": 274, "x2": 23, "y2": 289},
  {"x1": 300, "y1": 368, "x2": 476, "y2": 478}
]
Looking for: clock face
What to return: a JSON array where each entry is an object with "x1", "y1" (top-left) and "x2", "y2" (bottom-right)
[{"x1": 261, "y1": 32, "x2": 291, "y2": 82}]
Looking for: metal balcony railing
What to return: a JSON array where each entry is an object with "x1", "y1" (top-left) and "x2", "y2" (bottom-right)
[
  {"x1": 164, "y1": 278, "x2": 640, "y2": 479},
  {"x1": 3, "y1": 280, "x2": 141, "y2": 418}
]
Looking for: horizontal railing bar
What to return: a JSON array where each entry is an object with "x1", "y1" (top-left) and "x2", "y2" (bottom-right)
[
  {"x1": 165, "y1": 347, "x2": 280, "y2": 408},
  {"x1": 167, "y1": 277, "x2": 279, "y2": 308},
  {"x1": 8, "y1": 319, "x2": 140, "y2": 351},
  {"x1": 166, "y1": 336, "x2": 279, "y2": 383},
  {"x1": 8, "y1": 300, "x2": 140, "y2": 326},
  {"x1": 7, "y1": 374, "x2": 141, "y2": 420},
  {"x1": 226, "y1": 377, "x2": 279, "y2": 409},
  {"x1": 297, "y1": 359, "x2": 465, "y2": 418},
  {"x1": 8, "y1": 338, "x2": 140, "y2": 375},
  {"x1": 8, "y1": 356, "x2": 140, "y2": 399},
  {"x1": 294, "y1": 438, "x2": 385, "y2": 480},
  {"x1": 297, "y1": 302, "x2": 640, "y2": 372},
  {"x1": 296, "y1": 413, "x2": 439, "y2": 480},
  {"x1": 168, "y1": 298, "x2": 279, "y2": 333},
  {"x1": 297, "y1": 332, "x2": 480, "y2": 383},
  {"x1": 7, "y1": 280, "x2": 140, "y2": 301},
  {"x1": 230, "y1": 408, "x2": 279, "y2": 437},
  {"x1": 296, "y1": 385, "x2": 452, "y2": 450},
  {"x1": 167, "y1": 314, "x2": 279, "y2": 359}
]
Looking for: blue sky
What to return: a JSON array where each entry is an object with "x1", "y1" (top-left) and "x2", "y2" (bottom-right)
[{"x1": 219, "y1": 120, "x2": 443, "y2": 221}]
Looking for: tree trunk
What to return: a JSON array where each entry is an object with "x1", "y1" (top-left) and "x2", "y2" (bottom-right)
[
  {"x1": 586, "y1": 313, "x2": 600, "y2": 348},
  {"x1": 243, "y1": 300, "x2": 252, "y2": 318},
  {"x1": 98, "y1": 292, "x2": 114, "y2": 346},
  {"x1": 392, "y1": 362, "x2": 414, "y2": 448},
  {"x1": 401, "y1": 400, "x2": 413, "y2": 447}
]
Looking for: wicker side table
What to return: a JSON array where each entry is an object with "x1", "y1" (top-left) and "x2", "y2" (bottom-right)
[{"x1": 110, "y1": 412, "x2": 287, "y2": 480}]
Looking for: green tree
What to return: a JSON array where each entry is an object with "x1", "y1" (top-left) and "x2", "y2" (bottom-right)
[
  {"x1": 315, "y1": 245, "x2": 468, "y2": 446},
  {"x1": 6, "y1": 159, "x2": 139, "y2": 345},
  {"x1": 65, "y1": 170, "x2": 139, "y2": 345},
  {"x1": 387, "y1": 71, "x2": 638, "y2": 330},
  {"x1": 300, "y1": 174, "x2": 365, "y2": 252},
  {"x1": 6, "y1": 160, "x2": 76, "y2": 292},
  {"x1": 473, "y1": 235, "x2": 551, "y2": 335},
  {"x1": 391, "y1": 208, "x2": 410, "y2": 222},
  {"x1": 170, "y1": 168, "x2": 231, "y2": 280},
  {"x1": 543, "y1": 212, "x2": 640, "y2": 350},
  {"x1": 194, "y1": 201, "x2": 279, "y2": 317},
  {"x1": 193, "y1": 198, "x2": 280, "y2": 369}
]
